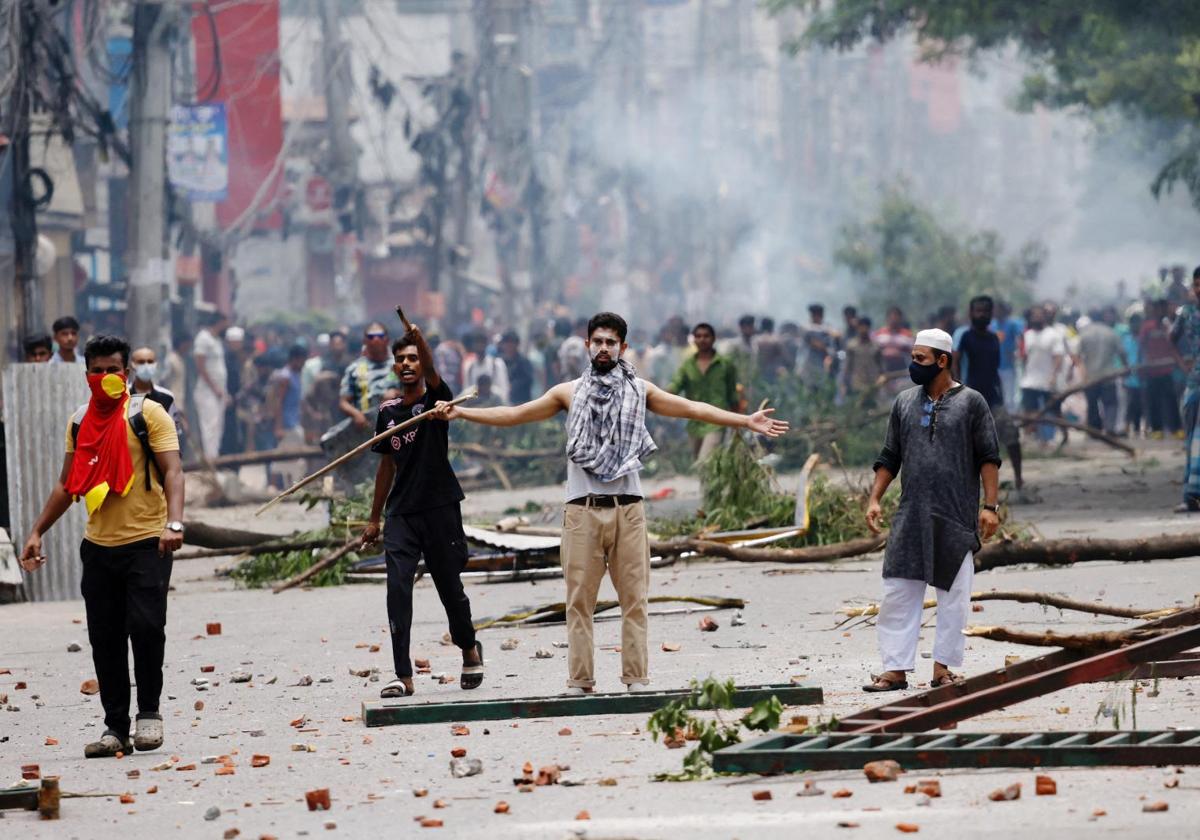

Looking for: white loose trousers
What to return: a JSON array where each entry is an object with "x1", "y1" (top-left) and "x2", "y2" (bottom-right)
[{"x1": 876, "y1": 552, "x2": 973, "y2": 672}]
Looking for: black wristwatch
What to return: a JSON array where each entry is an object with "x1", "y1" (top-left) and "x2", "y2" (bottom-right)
[{"x1": 982, "y1": 504, "x2": 999, "y2": 514}]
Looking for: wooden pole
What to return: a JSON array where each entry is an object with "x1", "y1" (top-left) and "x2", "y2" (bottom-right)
[
  {"x1": 254, "y1": 389, "x2": 476, "y2": 516},
  {"x1": 1012, "y1": 412, "x2": 1135, "y2": 456}
]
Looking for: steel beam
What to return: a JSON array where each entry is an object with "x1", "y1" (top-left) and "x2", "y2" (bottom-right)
[
  {"x1": 713, "y1": 729, "x2": 1200, "y2": 774},
  {"x1": 838, "y1": 608, "x2": 1200, "y2": 732},
  {"x1": 362, "y1": 683, "x2": 823, "y2": 728}
]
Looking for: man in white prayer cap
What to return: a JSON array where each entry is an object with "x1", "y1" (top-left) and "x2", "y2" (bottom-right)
[{"x1": 862, "y1": 328, "x2": 1002, "y2": 691}]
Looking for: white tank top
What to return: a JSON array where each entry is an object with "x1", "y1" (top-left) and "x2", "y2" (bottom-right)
[{"x1": 565, "y1": 460, "x2": 642, "y2": 502}]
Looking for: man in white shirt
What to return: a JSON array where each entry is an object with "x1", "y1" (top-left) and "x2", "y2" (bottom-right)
[
  {"x1": 462, "y1": 332, "x2": 510, "y2": 404},
  {"x1": 192, "y1": 311, "x2": 230, "y2": 459},
  {"x1": 1019, "y1": 306, "x2": 1066, "y2": 443}
]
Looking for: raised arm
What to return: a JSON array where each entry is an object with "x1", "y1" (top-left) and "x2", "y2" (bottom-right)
[
  {"x1": 407, "y1": 324, "x2": 441, "y2": 390},
  {"x1": 437, "y1": 382, "x2": 572, "y2": 426},
  {"x1": 644, "y1": 381, "x2": 788, "y2": 437}
]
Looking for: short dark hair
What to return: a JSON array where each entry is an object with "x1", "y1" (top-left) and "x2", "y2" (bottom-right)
[
  {"x1": 52, "y1": 316, "x2": 80, "y2": 333},
  {"x1": 587, "y1": 312, "x2": 628, "y2": 343},
  {"x1": 500, "y1": 329, "x2": 520, "y2": 344},
  {"x1": 808, "y1": 303, "x2": 824, "y2": 315},
  {"x1": 392, "y1": 331, "x2": 419, "y2": 356},
  {"x1": 23, "y1": 333, "x2": 52, "y2": 354},
  {"x1": 760, "y1": 317, "x2": 775, "y2": 333},
  {"x1": 328, "y1": 330, "x2": 347, "y2": 342},
  {"x1": 554, "y1": 317, "x2": 572, "y2": 338},
  {"x1": 1193, "y1": 265, "x2": 1200, "y2": 281},
  {"x1": 969, "y1": 295, "x2": 994, "y2": 310},
  {"x1": 857, "y1": 316, "x2": 873, "y2": 329},
  {"x1": 934, "y1": 349, "x2": 952, "y2": 367},
  {"x1": 738, "y1": 314, "x2": 756, "y2": 328},
  {"x1": 693, "y1": 322, "x2": 716, "y2": 337},
  {"x1": 288, "y1": 343, "x2": 309, "y2": 361},
  {"x1": 83, "y1": 334, "x2": 131, "y2": 368}
]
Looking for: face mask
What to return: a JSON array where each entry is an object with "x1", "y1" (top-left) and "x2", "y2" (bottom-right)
[
  {"x1": 87, "y1": 372, "x2": 128, "y2": 403},
  {"x1": 971, "y1": 316, "x2": 991, "y2": 330},
  {"x1": 133, "y1": 363, "x2": 156, "y2": 383},
  {"x1": 909, "y1": 360, "x2": 941, "y2": 387}
]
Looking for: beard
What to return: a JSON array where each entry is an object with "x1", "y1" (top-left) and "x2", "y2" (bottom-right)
[{"x1": 590, "y1": 352, "x2": 618, "y2": 374}]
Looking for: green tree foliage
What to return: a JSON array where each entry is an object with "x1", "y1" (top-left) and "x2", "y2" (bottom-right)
[
  {"x1": 767, "y1": 0, "x2": 1200, "y2": 210},
  {"x1": 834, "y1": 184, "x2": 1041, "y2": 318}
]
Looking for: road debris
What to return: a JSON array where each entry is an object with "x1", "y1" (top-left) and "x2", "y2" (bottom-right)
[
  {"x1": 450, "y1": 758, "x2": 482, "y2": 778},
  {"x1": 864, "y1": 759, "x2": 902, "y2": 782},
  {"x1": 305, "y1": 789, "x2": 331, "y2": 811},
  {"x1": 989, "y1": 782, "x2": 1021, "y2": 801}
]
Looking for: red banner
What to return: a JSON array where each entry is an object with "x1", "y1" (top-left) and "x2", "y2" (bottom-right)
[{"x1": 192, "y1": 0, "x2": 283, "y2": 231}]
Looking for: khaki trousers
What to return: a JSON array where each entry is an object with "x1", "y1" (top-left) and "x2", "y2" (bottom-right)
[{"x1": 561, "y1": 500, "x2": 651, "y2": 688}]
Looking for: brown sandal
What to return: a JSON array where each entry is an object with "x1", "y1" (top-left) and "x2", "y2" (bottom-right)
[
  {"x1": 930, "y1": 671, "x2": 963, "y2": 687},
  {"x1": 862, "y1": 673, "x2": 908, "y2": 692}
]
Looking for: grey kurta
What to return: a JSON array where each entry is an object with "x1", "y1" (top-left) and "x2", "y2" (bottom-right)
[{"x1": 874, "y1": 384, "x2": 1001, "y2": 590}]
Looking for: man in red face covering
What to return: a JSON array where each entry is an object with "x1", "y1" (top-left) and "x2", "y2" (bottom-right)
[{"x1": 20, "y1": 335, "x2": 185, "y2": 758}]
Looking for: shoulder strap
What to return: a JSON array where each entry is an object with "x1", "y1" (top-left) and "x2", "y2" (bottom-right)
[{"x1": 127, "y1": 395, "x2": 164, "y2": 490}]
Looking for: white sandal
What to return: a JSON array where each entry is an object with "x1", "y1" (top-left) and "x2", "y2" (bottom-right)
[{"x1": 380, "y1": 678, "x2": 413, "y2": 699}]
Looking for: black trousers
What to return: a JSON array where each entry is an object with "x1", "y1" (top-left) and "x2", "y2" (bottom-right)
[
  {"x1": 1145, "y1": 374, "x2": 1182, "y2": 433},
  {"x1": 80, "y1": 537, "x2": 172, "y2": 738},
  {"x1": 1084, "y1": 382, "x2": 1119, "y2": 433},
  {"x1": 1126, "y1": 385, "x2": 1144, "y2": 433},
  {"x1": 383, "y1": 503, "x2": 475, "y2": 679}
]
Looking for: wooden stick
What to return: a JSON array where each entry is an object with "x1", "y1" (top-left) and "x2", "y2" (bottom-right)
[
  {"x1": 1012, "y1": 412, "x2": 1135, "y2": 456},
  {"x1": 839, "y1": 590, "x2": 1176, "y2": 621},
  {"x1": 254, "y1": 388, "x2": 477, "y2": 516},
  {"x1": 271, "y1": 536, "x2": 363, "y2": 593},
  {"x1": 395, "y1": 305, "x2": 413, "y2": 332}
]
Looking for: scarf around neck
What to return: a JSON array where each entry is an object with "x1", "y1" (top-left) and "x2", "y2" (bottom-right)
[
  {"x1": 565, "y1": 358, "x2": 656, "y2": 482},
  {"x1": 66, "y1": 373, "x2": 135, "y2": 514}
]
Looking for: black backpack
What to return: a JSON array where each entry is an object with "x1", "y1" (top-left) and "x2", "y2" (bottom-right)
[{"x1": 70, "y1": 394, "x2": 164, "y2": 491}]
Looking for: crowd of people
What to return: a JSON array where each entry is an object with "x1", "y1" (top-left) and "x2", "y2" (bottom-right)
[{"x1": 18, "y1": 265, "x2": 1200, "y2": 507}]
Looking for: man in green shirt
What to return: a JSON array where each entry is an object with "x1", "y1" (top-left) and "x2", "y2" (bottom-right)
[{"x1": 668, "y1": 322, "x2": 740, "y2": 461}]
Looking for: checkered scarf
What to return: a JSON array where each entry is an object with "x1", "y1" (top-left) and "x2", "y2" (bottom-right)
[{"x1": 565, "y1": 358, "x2": 657, "y2": 482}]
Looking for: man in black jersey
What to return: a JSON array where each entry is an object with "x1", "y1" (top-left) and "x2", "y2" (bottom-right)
[{"x1": 359, "y1": 325, "x2": 482, "y2": 698}]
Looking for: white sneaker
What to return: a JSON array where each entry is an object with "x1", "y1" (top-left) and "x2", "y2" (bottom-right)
[
  {"x1": 563, "y1": 686, "x2": 593, "y2": 696},
  {"x1": 626, "y1": 683, "x2": 651, "y2": 693}
]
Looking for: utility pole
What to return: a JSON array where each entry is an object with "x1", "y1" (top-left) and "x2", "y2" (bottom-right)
[
  {"x1": 126, "y1": 2, "x2": 176, "y2": 350},
  {"x1": 7, "y1": 0, "x2": 42, "y2": 347},
  {"x1": 318, "y1": 0, "x2": 362, "y2": 323}
]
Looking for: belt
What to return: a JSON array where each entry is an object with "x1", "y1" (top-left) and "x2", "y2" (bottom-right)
[{"x1": 567, "y1": 494, "x2": 643, "y2": 508}]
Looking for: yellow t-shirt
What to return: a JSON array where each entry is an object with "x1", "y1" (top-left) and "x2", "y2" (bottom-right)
[{"x1": 65, "y1": 399, "x2": 179, "y2": 547}]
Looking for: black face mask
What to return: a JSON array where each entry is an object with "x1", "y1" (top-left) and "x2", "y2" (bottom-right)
[
  {"x1": 909, "y1": 360, "x2": 941, "y2": 386},
  {"x1": 971, "y1": 316, "x2": 991, "y2": 330}
]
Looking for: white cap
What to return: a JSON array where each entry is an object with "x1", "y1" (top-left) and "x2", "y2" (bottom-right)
[
  {"x1": 225, "y1": 326, "x2": 245, "y2": 342},
  {"x1": 913, "y1": 328, "x2": 953, "y2": 354}
]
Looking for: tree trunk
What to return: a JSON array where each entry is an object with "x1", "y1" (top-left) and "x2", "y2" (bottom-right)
[
  {"x1": 975, "y1": 532, "x2": 1200, "y2": 571},
  {"x1": 963, "y1": 625, "x2": 1172, "y2": 650},
  {"x1": 648, "y1": 533, "x2": 887, "y2": 563}
]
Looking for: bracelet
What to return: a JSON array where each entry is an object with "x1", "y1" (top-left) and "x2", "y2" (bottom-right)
[{"x1": 982, "y1": 503, "x2": 999, "y2": 513}]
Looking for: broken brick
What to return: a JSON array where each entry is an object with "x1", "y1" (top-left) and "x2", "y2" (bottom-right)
[
  {"x1": 251, "y1": 755, "x2": 270, "y2": 768},
  {"x1": 1143, "y1": 801, "x2": 1169, "y2": 813},
  {"x1": 558, "y1": 727, "x2": 572, "y2": 736},
  {"x1": 752, "y1": 790, "x2": 773, "y2": 801},
  {"x1": 224, "y1": 830, "x2": 240, "y2": 840},
  {"x1": 535, "y1": 765, "x2": 561, "y2": 786},
  {"x1": 126, "y1": 770, "x2": 140, "y2": 779},
  {"x1": 206, "y1": 623, "x2": 222, "y2": 635},
  {"x1": 194, "y1": 700, "x2": 205, "y2": 712},
  {"x1": 837, "y1": 822, "x2": 860, "y2": 828},
  {"x1": 575, "y1": 811, "x2": 590, "y2": 821},
  {"x1": 80, "y1": 679, "x2": 99, "y2": 695},
  {"x1": 419, "y1": 818, "x2": 442, "y2": 828},
  {"x1": 119, "y1": 794, "x2": 135, "y2": 804},
  {"x1": 413, "y1": 788, "x2": 429, "y2": 798},
  {"x1": 14, "y1": 681, "x2": 26, "y2": 690},
  {"x1": 21, "y1": 764, "x2": 40, "y2": 780},
  {"x1": 988, "y1": 782, "x2": 1021, "y2": 801},
  {"x1": 831, "y1": 789, "x2": 853, "y2": 798},
  {"x1": 698, "y1": 616, "x2": 719, "y2": 632},
  {"x1": 916, "y1": 780, "x2": 941, "y2": 798},
  {"x1": 215, "y1": 766, "x2": 235, "y2": 776},
  {"x1": 864, "y1": 760, "x2": 902, "y2": 782},
  {"x1": 200, "y1": 665, "x2": 215, "y2": 673},
  {"x1": 450, "y1": 725, "x2": 470, "y2": 736},
  {"x1": 306, "y1": 789, "x2": 331, "y2": 811},
  {"x1": 450, "y1": 748, "x2": 467, "y2": 758},
  {"x1": 1035, "y1": 775, "x2": 1056, "y2": 796},
  {"x1": 494, "y1": 801, "x2": 510, "y2": 814},
  {"x1": 145, "y1": 786, "x2": 157, "y2": 794},
  {"x1": 414, "y1": 658, "x2": 431, "y2": 669},
  {"x1": 44, "y1": 737, "x2": 58, "y2": 746},
  {"x1": 175, "y1": 764, "x2": 196, "y2": 772},
  {"x1": 1165, "y1": 778, "x2": 1180, "y2": 789},
  {"x1": 661, "y1": 642, "x2": 681, "y2": 652},
  {"x1": 896, "y1": 824, "x2": 920, "y2": 834}
]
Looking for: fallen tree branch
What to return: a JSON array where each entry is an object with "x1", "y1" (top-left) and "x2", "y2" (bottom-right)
[
  {"x1": 648, "y1": 533, "x2": 887, "y2": 564},
  {"x1": 963, "y1": 625, "x2": 1173, "y2": 650},
  {"x1": 839, "y1": 590, "x2": 1179, "y2": 621},
  {"x1": 1012, "y1": 413, "x2": 1135, "y2": 455},
  {"x1": 183, "y1": 521, "x2": 287, "y2": 549},
  {"x1": 1035, "y1": 358, "x2": 1176, "y2": 417},
  {"x1": 174, "y1": 538, "x2": 342, "y2": 562},
  {"x1": 272, "y1": 536, "x2": 362, "y2": 594},
  {"x1": 474, "y1": 595, "x2": 746, "y2": 630},
  {"x1": 183, "y1": 446, "x2": 323, "y2": 472},
  {"x1": 975, "y1": 532, "x2": 1200, "y2": 572}
]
